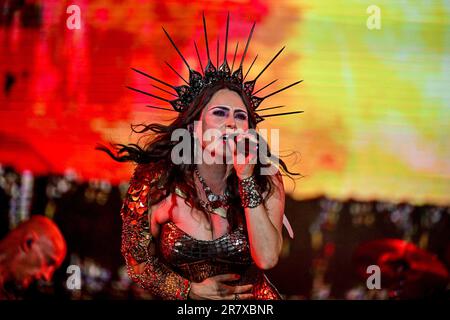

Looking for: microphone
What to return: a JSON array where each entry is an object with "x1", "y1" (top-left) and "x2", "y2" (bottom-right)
[{"x1": 222, "y1": 133, "x2": 258, "y2": 156}]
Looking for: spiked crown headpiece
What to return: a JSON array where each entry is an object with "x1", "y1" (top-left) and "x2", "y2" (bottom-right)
[{"x1": 128, "y1": 13, "x2": 303, "y2": 123}]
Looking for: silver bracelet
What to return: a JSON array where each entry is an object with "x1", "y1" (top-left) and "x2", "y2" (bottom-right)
[{"x1": 238, "y1": 175, "x2": 263, "y2": 208}]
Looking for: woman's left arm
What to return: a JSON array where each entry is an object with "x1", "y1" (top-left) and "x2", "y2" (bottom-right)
[
  {"x1": 229, "y1": 132, "x2": 285, "y2": 270},
  {"x1": 241, "y1": 172, "x2": 284, "y2": 270}
]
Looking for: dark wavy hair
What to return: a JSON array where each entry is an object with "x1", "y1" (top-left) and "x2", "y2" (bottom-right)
[{"x1": 97, "y1": 81, "x2": 299, "y2": 229}]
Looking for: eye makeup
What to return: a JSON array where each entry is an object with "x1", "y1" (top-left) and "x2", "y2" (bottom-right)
[{"x1": 210, "y1": 105, "x2": 248, "y2": 120}]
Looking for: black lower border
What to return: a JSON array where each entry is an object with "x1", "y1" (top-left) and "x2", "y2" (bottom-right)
[{"x1": 0, "y1": 300, "x2": 446, "y2": 319}]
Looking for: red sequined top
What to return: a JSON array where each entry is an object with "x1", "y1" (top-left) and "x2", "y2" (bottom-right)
[{"x1": 121, "y1": 163, "x2": 281, "y2": 300}]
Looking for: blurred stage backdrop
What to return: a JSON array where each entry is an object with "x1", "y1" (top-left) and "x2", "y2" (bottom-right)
[{"x1": 0, "y1": 0, "x2": 449, "y2": 299}]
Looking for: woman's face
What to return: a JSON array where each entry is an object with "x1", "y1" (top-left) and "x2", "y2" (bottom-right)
[{"x1": 196, "y1": 88, "x2": 250, "y2": 159}]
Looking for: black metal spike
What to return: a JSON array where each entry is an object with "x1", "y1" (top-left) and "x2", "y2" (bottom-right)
[
  {"x1": 205, "y1": 60, "x2": 217, "y2": 76},
  {"x1": 244, "y1": 80, "x2": 256, "y2": 96},
  {"x1": 169, "y1": 99, "x2": 186, "y2": 112},
  {"x1": 240, "y1": 22, "x2": 256, "y2": 68},
  {"x1": 162, "y1": 26, "x2": 191, "y2": 70},
  {"x1": 260, "y1": 110, "x2": 304, "y2": 118},
  {"x1": 223, "y1": 12, "x2": 229, "y2": 64},
  {"x1": 165, "y1": 61, "x2": 189, "y2": 85},
  {"x1": 194, "y1": 41, "x2": 204, "y2": 75},
  {"x1": 261, "y1": 80, "x2": 303, "y2": 99},
  {"x1": 257, "y1": 105, "x2": 285, "y2": 112},
  {"x1": 216, "y1": 39, "x2": 219, "y2": 69},
  {"x1": 255, "y1": 114, "x2": 265, "y2": 124},
  {"x1": 151, "y1": 84, "x2": 178, "y2": 97},
  {"x1": 189, "y1": 69, "x2": 203, "y2": 85},
  {"x1": 243, "y1": 55, "x2": 258, "y2": 81},
  {"x1": 252, "y1": 46, "x2": 285, "y2": 82},
  {"x1": 232, "y1": 65, "x2": 243, "y2": 81},
  {"x1": 231, "y1": 42, "x2": 239, "y2": 73},
  {"x1": 127, "y1": 86, "x2": 171, "y2": 103},
  {"x1": 173, "y1": 85, "x2": 190, "y2": 97},
  {"x1": 131, "y1": 68, "x2": 176, "y2": 90},
  {"x1": 202, "y1": 12, "x2": 211, "y2": 63},
  {"x1": 145, "y1": 105, "x2": 177, "y2": 112},
  {"x1": 251, "y1": 96, "x2": 264, "y2": 109},
  {"x1": 253, "y1": 79, "x2": 278, "y2": 95}
]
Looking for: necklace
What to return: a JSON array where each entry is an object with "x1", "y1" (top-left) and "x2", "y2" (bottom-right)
[{"x1": 194, "y1": 168, "x2": 230, "y2": 218}]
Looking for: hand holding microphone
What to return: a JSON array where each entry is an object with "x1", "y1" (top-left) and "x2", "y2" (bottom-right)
[
  {"x1": 224, "y1": 130, "x2": 259, "y2": 180},
  {"x1": 223, "y1": 131, "x2": 259, "y2": 154}
]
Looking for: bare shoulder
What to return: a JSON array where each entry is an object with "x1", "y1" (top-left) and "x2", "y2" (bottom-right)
[{"x1": 150, "y1": 193, "x2": 174, "y2": 225}]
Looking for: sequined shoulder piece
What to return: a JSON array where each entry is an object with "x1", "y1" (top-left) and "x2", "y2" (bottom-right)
[
  {"x1": 121, "y1": 162, "x2": 191, "y2": 300},
  {"x1": 121, "y1": 163, "x2": 165, "y2": 264},
  {"x1": 131, "y1": 162, "x2": 164, "y2": 186}
]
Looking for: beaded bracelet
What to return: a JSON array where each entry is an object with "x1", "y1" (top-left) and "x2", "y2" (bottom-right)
[{"x1": 238, "y1": 175, "x2": 263, "y2": 208}]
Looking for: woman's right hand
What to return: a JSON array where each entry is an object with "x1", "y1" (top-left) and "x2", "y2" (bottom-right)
[{"x1": 188, "y1": 274, "x2": 253, "y2": 300}]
